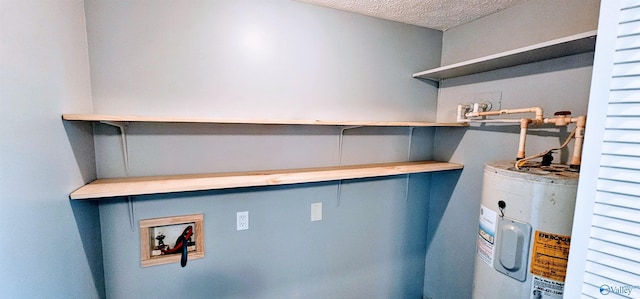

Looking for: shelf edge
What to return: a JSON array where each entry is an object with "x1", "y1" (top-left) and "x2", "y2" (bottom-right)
[
  {"x1": 413, "y1": 30, "x2": 597, "y2": 81},
  {"x1": 62, "y1": 114, "x2": 468, "y2": 127},
  {"x1": 70, "y1": 161, "x2": 464, "y2": 200}
]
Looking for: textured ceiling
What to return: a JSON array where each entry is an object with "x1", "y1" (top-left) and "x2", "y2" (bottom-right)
[{"x1": 297, "y1": 0, "x2": 530, "y2": 31}]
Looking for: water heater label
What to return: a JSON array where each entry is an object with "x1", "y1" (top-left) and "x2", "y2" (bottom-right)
[
  {"x1": 477, "y1": 204, "x2": 498, "y2": 266},
  {"x1": 530, "y1": 230, "x2": 571, "y2": 282},
  {"x1": 528, "y1": 230, "x2": 571, "y2": 298}
]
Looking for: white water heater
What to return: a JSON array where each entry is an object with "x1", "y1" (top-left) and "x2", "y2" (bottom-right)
[{"x1": 472, "y1": 161, "x2": 579, "y2": 299}]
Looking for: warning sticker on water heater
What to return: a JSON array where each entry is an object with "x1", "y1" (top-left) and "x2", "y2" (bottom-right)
[
  {"x1": 530, "y1": 276, "x2": 564, "y2": 299},
  {"x1": 530, "y1": 230, "x2": 571, "y2": 282},
  {"x1": 477, "y1": 204, "x2": 497, "y2": 266}
]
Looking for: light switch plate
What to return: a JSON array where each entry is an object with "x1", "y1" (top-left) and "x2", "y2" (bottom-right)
[{"x1": 311, "y1": 202, "x2": 322, "y2": 221}]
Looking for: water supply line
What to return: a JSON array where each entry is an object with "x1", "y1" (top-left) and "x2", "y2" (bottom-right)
[
  {"x1": 516, "y1": 129, "x2": 576, "y2": 169},
  {"x1": 464, "y1": 106, "x2": 544, "y2": 123},
  {"x1": 457, "y1": 104, "x2": 586, "y2": 170},
  {"x1": 544, "y1": 113, "x2": 586, "y2": 168},
  {"x1": 518, "y1": 118, "x2": 532, "y2": 161}
]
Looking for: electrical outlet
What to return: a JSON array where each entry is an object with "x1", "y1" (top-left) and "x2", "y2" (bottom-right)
[{"x1": 237, "y1": 211, "x2": 249, "y2": 231}]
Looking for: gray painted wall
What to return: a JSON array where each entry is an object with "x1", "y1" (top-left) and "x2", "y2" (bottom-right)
[
  {"x1": 424, "y1": 1, "x2": 600, "y2": 298},
  {"x1": 2, "y1": 1, "x2": 599, "y2": 297},
  {"x1": 441, "y1": 0, "x2": 600, "y2": 65},
  {"x1": 0, "y1": 1, "x2": 104, "y2": 297},
  {"x1": 84, "y1": 1, "x2": 444, "y2": 297},
  {"x1": 85, "y1": 0, "x2": 440, "y2": 122}
]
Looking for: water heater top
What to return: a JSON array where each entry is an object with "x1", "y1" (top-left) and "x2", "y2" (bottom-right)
[{"x1": 485, "y1": 160, "x2": 580, "y2": 185}]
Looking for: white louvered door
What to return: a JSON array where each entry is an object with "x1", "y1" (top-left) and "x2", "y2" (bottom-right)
[{"x1": 566, "y1": 1, "x2": 640, "y2": 298}]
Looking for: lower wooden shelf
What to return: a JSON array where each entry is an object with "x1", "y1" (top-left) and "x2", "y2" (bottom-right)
[{"x1": 70, "y1": 161, "x2": 463, "y2": 200}]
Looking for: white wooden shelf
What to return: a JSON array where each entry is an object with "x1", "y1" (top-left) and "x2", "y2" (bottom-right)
[
  {"x1": 70, "y1": 161, "x2": 464, "y2": 199},
  {"x1": 413, "y1": 30, "x2": 597, "y2": 81},
  {"x1": 62, "y1": 114, "x2": 467, "y2": 127}
]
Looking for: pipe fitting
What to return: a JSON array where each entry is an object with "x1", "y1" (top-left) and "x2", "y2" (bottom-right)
[{"x1": 545, "y1": 111, "x2": 572, "y2": 126}]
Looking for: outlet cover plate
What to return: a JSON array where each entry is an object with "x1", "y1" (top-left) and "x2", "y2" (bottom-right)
[{"x1": 237, "y1": 211, "x2": 249, "y2": 230}]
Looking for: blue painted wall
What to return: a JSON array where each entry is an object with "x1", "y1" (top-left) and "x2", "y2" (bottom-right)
[
  {"x1": 84, "y1": 1, "x2": 443, "y2": 298},
  {"x1": 0, "y1": 1, "x2": 104, "y2": 297}
]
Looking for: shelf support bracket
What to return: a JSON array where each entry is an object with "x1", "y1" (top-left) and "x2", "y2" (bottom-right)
[
  {"x1": 338, "y1": 126, "x2": 362, "y2": 165},
  {"x1": 126, "y1": 195, "x2": 135, "y2": 232},
  {"x1": 336, "y1": 126, "x2": 362, "y2": 206},
  {"x1": 405, "y1": 127, "x2": 414, "y2": 202},
  {"x1": 100, "y1": 121, "x2": 131, "y2": 176},
  {"x1": 100, "y1": 121, "x2": 135, "y2": 230}
]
